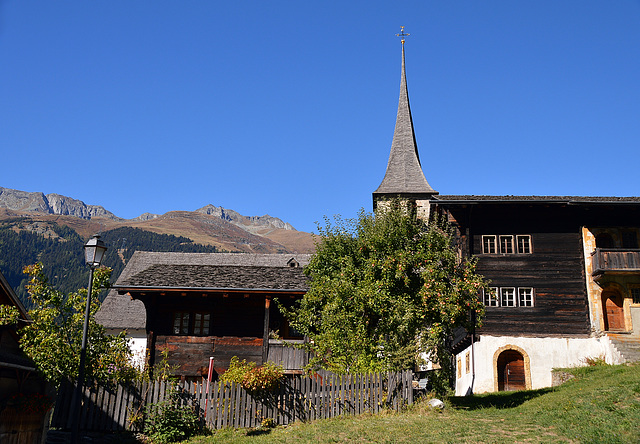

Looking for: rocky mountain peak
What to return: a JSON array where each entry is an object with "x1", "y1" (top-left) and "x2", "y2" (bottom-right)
[
  {"x1": 0, "y1": 187, "x2": 120, "y2": 220},
  {"x1": 196, "y1": 204, "x2": 295, "y2": 231}
]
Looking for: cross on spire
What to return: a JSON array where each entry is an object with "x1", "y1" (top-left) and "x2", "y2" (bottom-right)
[{"x1": 396, "y1": 26, "x2": 410, "y2": 45}]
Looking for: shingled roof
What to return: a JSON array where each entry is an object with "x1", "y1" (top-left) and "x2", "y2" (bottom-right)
[
  {"x1": 96, "y1": 252, "x2": 312, "y2": 330},
  {"x1": 373, "y1": 42, "x2": 437, "y2": 198},
  {"x1": 118, "y1": 264, "x2": 309, "y2": 291}
]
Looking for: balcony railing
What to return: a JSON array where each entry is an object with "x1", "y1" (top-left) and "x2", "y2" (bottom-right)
[{"x1": 591, "y1": 248, "x2": 640, "y2": 275}]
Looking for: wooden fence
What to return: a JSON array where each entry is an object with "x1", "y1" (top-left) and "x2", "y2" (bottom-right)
[{"x1": 50, "y1": 370, "x2": 414, "y2": 432}]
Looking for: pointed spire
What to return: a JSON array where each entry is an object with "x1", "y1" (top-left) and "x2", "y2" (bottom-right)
[{"x1": 373, "y1": 31, "x2": 437, "y2": 202}]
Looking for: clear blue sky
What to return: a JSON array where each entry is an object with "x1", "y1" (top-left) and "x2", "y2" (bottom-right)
[{"x1": 1, "y1": 1, "x2": 639, "y2": 233}]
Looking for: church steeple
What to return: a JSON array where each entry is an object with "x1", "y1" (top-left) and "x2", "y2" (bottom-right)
[{"x1": 373, "y1": 29, "x2": 437, "y2": 211}]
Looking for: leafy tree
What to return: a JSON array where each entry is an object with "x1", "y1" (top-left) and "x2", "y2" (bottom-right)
[
  {"x1": 284, "y1": 205, "x2": 486, "y2": 389},
  {"x1": 14, "y1": 263, "x2": 136, "y2": 386}
]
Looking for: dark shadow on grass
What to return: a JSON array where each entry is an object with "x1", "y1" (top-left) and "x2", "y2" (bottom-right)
[
  {"x1": 246, "y1": 428, "x2": 273, "y2": 436},
  {"x1": 449, "y1": 387, "x2": 554, "y2": 410}
]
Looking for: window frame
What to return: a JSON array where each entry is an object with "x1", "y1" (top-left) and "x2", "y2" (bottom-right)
[
  {"x1": 173, "y1": 312, "x2": 190, "y2": 335},
  {"x1": 482, "y1": 235, "x2": 497, "y2": 254},
  {"x1": 500, "y1": 287, "x2": 516, "y2": 307},
  {"x1": 499, "y1": 235, "x2": 514, "y2": 254},
  {"x1": 518, "y1": 287, "x2": 534, "y2": 307},
  {"x1": 484, "y1": 287, "x2": 499, "y2": 307},
  {"x1": 193, "y1": 312, "x2": 211, "y2": 336},
  {"x1": 516, "y1": 235, "x2": 532, "y2": 254}
]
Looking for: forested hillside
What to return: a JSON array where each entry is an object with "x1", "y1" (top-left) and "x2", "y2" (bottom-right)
[{"x1": 0, "y1": 218, "x2": 224, "y2": 307}]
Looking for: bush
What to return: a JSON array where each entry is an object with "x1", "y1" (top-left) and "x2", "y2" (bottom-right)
[
  {"x1": 143, "y1": 384, "x2": 204, "y2": 443},
  {"x1": 221, "y1": 357, "x2": 284, "y2": 392},
  {"x1": 220, "y1": 356, "x2": 256, "y2": 384},
  {"x1": 242, "y1": 361, "x2": 284, "y2": 392}
]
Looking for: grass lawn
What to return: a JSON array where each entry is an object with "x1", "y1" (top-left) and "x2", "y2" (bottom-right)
[{"x1": 183, "y1": 363, "x2": 640, "y2": 443}]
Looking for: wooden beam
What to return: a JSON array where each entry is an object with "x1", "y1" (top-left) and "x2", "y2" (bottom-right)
[{"x1": 262, "y1": 296, "x2": 271, "y2": 363}]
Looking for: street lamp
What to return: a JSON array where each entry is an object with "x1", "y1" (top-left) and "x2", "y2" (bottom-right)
[{"x1": 71, "y1": 235, "x2": 107, "y2": 442}]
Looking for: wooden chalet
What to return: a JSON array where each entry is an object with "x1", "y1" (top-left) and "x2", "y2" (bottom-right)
[
  {"x1": 0, "y1": 272, "x2": 49, "y2": 444},
  {"x1": 374, "y1": 37, "x2": 640, "y2": 394},
  {"x1": 106, "y1": 252, "x2": 311, "y2": 379},
  {"x1": 0, "y1": 270, "x2": 46, "y2": 399}
]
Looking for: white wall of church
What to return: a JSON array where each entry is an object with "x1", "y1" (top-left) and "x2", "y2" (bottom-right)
[{"x1": 455, "y1": 334, "x2": 624, "y2": 396}]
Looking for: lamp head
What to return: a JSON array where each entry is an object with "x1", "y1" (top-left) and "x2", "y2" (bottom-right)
[{"x1": 84, "y1": 235, "x2": 107, "y2": 268}]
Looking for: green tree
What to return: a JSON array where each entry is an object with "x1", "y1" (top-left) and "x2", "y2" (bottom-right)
[
  {"x1": 16, "y1": 263, "x2": 136, "y2": 386},
  {"x1": 285, "y1": 205, "x2": 486, "y2": 389}
]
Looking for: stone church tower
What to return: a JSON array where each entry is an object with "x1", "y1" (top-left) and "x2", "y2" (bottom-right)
[{"x1": 373, "y1": 34, "x2": 438, "y2": 219}]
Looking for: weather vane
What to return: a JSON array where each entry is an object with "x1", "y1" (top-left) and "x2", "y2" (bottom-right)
[{"x1": 396, "y1": 26, "x2": 410, "y2": 45}]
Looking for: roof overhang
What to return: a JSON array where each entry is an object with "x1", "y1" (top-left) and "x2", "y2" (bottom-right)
[
  {"x1": 432, "y1": 196, "x2": 640, "y2": 206},
  {"x1": 114, "y1": 285, "x2": 307, "y2": 295}
]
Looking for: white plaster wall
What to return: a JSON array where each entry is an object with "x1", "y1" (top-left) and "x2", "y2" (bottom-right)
[
  {"x1": 107, "y1": 328, "x2": 147, "y2": 370},
  {"x1": 455, "y1": 334, "x2": 623, "y2": 396}
]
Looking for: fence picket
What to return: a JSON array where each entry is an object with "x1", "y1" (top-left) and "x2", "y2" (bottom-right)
[{"x1": 52, "y1": 369, "x2": 413, "y2": 434}]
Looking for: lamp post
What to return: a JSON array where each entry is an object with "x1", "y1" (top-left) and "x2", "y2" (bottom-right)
[{"x1": 71, "y1": 235, "x2": 107, "y2": 443}]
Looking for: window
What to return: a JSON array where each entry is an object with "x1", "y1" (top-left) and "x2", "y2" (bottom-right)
[
  {"x1": 173, "y1": 312, "x2": 190, "y2": 335},
  {"x1": 193, "y1": 313, "x2": 210, "y2": 335},
  {"x1": 518, "y1": 288, "x2": 534, "y2": 307},
  {"x1": 500, "y1": 288, "x2": 516, "y2": 307},
  {"x1": 483, "y1": 287, "x2": 534, "y2": 307},
  {"x1": 631, "y1": 288, "x2": 640, "y2": 305},
  {"x1": 457, "y1": 357, "x2": 462, "y2": 378},
  {"x1": 173, "y1": 311, "x2": 211, "y2": 335},
  {"x1": 483, "y1": 287, "x2": 499, "y2": 306},
  {"x1": 516, "y1": 235, "x2": 532, "y2": 254},
  {"x1": 481, "y1": 234, "x2": 533, "y2": 254},
  {"x1": 482, "y1": 235, "x2": 497, "y2": 254},
  {"x1": 465, "y1": 352, "x2": 471, "y2": 374},
  {"x1": 499, "y1": 236, "x2": 514, "y2": 254}
]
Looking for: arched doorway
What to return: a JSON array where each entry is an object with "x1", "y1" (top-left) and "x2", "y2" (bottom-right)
[
  {"x1": 497, "y1": 350, "x2": 526, "y2": 391},
  {"x1": 602, "y1": 289, "x2": 625, "y2": 331}
]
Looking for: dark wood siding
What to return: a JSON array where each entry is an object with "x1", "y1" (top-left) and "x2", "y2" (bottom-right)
[
  {"x1": 441, "y1": 203, "x2": 591, "y2": 337},
  {"x1": 475, "y1": 232, "x2": 590, "y2": 335},
  {"x1": 135, "y1": 292, "x2": 267, "y2": 378}
]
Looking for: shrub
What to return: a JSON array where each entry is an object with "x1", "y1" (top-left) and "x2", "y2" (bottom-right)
[
  {"x1": 143, "y1": 384, "x2": 204, "y2": 443},
  {"x1": 221, "y1": 357, "x2": 284, "y2": 392},
  {"x1": 242, "y1": 361, "x2": 284, "y2": 392},
  {"x1": 220, "y1": 356, "x2": 256, "y2": 384}
]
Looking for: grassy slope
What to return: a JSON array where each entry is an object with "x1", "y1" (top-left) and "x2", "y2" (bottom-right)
[{"x1": 186, "y1": 363, "x2": 640, "y2": 444}]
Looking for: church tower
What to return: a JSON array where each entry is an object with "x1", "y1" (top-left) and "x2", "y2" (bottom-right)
[{"x1": 373, "y1": 28, "x2": 437, "y2": 218}]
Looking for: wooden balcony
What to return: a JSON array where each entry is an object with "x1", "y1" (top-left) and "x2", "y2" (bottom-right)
[
  {"x1": 267, "y1": 339, "x2": 309, "y2": 373},
  {"x1": 591, "y1": 248, "x2": 640, "y2": 276}
]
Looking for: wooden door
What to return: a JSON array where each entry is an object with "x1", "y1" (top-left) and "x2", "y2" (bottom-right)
[
  {"x1": 497, "y1": 350, "x2": 525, "y2": 391},
  {"x1": 603, "y1": 292, "x2": 625, "y2": 331}
]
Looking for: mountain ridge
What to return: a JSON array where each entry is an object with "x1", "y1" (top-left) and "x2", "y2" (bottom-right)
[{"x1": 0, "y1": 187, "x2": 315, "y2": 254}]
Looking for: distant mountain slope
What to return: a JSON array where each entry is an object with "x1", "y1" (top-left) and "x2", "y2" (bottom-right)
[
  {"x1": 0, "y1": 187, "x2": 120, "y2": 219},
  {"x1": 0, "y1": 187, "x2": 315, "y2": 253},
  {"x1": 0, "y1": 187, "x2": 315, "y2": 304},
  {"x1": 0, "y1": 218, "x2": 222, "y2": 306}
]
